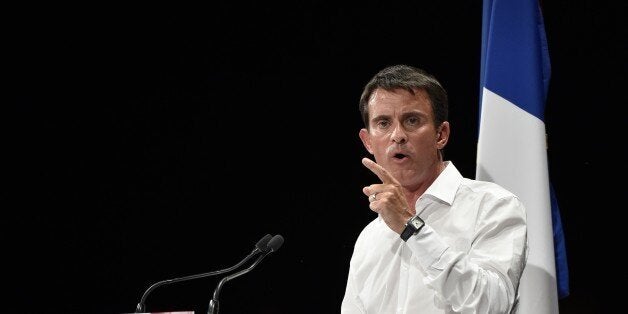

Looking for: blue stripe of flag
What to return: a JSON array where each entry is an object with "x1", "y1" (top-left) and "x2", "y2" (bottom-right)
[
  {"x1": 550, "y1": 184, "x2": 569, "y2": 298},
  {"x1": 480, "y1": 0, "x2": 550, "y2": 121}
]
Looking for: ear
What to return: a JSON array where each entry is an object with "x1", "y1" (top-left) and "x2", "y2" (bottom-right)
[
  {"x1": 436, "y1": 121, "x2": 450, "y2": 149},
  {"x1": 359, "y1": 128, "x2": 374, "y2": 154}
]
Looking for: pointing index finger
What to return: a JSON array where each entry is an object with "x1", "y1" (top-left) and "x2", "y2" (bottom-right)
[{"x1": 361, "y1": 157, "x2": 398, "y2": 184}]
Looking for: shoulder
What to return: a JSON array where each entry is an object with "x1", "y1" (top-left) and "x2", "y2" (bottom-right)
[
  {"x1": 458, "y1": 178, "x2": 527, "y2": 219},
  {"x1": 460, "y1": 177, "x2": 519, "y2": 200},
  {"x1": 356, "y1": 217, "x2": 379, "y2": 239},
  {"x1": 353, "y1": 217, "x2": 386, "y2": 248},
  {"x1": 439, "y1": 162, "x2": 518, "y2": 203}
]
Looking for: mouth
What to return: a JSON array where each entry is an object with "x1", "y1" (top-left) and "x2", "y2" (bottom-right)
[{"x1": 392, "y1": 153, "x2": 409, "y2": 161}]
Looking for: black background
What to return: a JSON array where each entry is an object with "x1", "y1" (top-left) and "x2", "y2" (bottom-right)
[{"x1": 4, "y1": 1, "x2": 626, "y2": 313}]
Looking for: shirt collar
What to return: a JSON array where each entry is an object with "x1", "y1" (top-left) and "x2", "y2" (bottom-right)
[{"x1": 422, "y1": 161, "x2": 463, "y2": 206}]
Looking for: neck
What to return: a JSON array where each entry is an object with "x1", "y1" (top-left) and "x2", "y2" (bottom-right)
[{"x1": 403, "y1": 160, "x2": 446, "y2": 215}]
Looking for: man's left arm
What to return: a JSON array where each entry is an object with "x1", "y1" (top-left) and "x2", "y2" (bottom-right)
[{"x1": 406, "y1": 196, "x2": 528, "y2": 313}]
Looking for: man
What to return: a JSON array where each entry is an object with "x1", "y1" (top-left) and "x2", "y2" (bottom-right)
[{"x1": 341, "y1": 65, "x2": 528, "y2": 313}]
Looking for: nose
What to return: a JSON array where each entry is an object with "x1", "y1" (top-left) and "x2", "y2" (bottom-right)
[{"x1": 391, "y1": 123, "x2": 407, "y2": 144}]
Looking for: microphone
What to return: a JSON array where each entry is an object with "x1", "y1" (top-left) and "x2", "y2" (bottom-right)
[
  {"x1": 207, "y1": 234, "x2": 284, "y2": 314},
  {"x1": 134, "y1": 234, "x2": 273, "y2": 313}
]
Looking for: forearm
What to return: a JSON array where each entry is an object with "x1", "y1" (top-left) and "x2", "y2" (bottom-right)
[
  {"x1": 407, "y1": 226, "x2": 517, "y2": 313},
  {"x1": 427, "y1": 250, "x2": 513, "y2": 313}
]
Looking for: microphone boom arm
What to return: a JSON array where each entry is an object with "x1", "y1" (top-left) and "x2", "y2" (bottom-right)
[
  {"x1": 135, "y1": 234, "x2": 273, "y2": 313},
  {"x1": 207, "y1": 234, "x2": 283, "y2": 314},
  {"x1": 135, "y1": 250, "x2": 258, "y2": 312},
  {"x1": 212, "y1": 251, "x2": 269, "y2": 302}
]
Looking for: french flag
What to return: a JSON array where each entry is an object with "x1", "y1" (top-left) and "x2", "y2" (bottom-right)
[{"x1": 476, "y1": 0, "x2": 569, "y2": 313}]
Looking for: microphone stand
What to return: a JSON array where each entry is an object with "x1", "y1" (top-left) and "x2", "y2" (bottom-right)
[
  {"x1": 135, "y1": 234, "x2": 272, "y2": 313},
  {"x1": 207, "y1": 234, "x2": 283, "y2": 314},
  {"x1": 207, "y1": 252, "x2": 270, "y2": 314}
]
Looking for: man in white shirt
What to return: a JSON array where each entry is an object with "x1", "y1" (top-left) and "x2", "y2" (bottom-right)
[{"x1": 341, "y1": 65, "x2": 528, "y2": 314}]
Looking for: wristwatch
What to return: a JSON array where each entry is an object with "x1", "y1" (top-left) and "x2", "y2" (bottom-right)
[{"x1": 400, "y1": 215, "x2": 425, "y2": 242}]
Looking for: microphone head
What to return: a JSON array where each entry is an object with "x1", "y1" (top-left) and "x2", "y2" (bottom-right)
[
  {"x1": 267, "y1": 234, "x2": 284, "y2": 252},
  {"x1": 256, "y1": 234, "x2": 273, "y2": 253}
]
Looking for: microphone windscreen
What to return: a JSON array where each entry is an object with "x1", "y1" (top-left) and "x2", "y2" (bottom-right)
[
  {"x1": 256, "y1": 234, "x2": 273, "y2": 252},
  {"x1": 268, "y1": 235, "x2": 284, "y2": 252}
]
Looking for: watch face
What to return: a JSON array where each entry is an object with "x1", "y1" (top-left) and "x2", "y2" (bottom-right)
[{"x1": 411, "y1": 217, "x2": 424, "y2": 229}]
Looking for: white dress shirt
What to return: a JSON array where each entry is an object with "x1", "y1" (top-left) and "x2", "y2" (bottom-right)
[{"x1": 341, "y1": 162, "x2": 528, "y2": 314}]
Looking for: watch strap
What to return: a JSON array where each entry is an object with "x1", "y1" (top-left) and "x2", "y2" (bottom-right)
[{"x1": 400, "y1": 215, "x2": 424, "y2": 242}]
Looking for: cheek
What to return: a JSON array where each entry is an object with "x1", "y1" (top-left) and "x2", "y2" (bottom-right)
[
  {"x1": 368, "y1": 138, "x2": 388, "y2": 156},
  {"x1": 412, "y1": 134, "x2": 438, "y2": 149},
  {"x1": 372, "y1": 137, "x2": 389, "y2": 148}
]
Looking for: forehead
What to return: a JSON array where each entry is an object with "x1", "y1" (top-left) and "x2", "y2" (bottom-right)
[{"x1": 368, "y1": 88, "x2": 432, "y2": 115}]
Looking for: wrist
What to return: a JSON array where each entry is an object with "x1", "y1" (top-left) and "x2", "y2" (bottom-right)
[{"x1": 400, "y1": 215, "x2": 425, "y2": 242}]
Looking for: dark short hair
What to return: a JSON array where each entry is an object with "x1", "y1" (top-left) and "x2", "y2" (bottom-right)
[{"x1": 359, "y1": 64, "x2": 448, "y2": 129}]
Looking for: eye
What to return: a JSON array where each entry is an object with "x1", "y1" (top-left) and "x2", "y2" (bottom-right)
[
  {"x1": 405, "y1": 116, "x2": 420, "y2": 127},
  {"x1": 375, "y1": 119, "x2": 390, "y2": 129}
]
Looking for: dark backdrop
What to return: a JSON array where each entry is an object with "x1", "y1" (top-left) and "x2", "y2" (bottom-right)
[{"x1": 4, "y1": 1, "x2": 626, "y2": 313}]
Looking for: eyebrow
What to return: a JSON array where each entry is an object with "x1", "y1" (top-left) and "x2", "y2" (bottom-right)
[
  {"x1": 399, "y1": 111, "x2": 427, "y2": 120},
  {"x1": 371, "y1": 111, "x2": 427, "y2": 122},
  {"x1": 371, "y1": 114, "x2": 391, "y2": 122}
]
